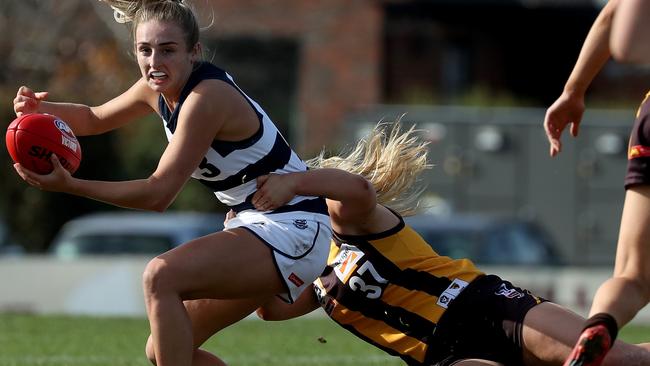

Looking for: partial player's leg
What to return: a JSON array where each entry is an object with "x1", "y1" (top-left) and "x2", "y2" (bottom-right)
[
  {"x1": 564, "y1": 186, "x2": 650, "y2": 365},
  {"x1": 145, "y1": 297, "x2": 264, "y2": 365},
  {"x1": 143, "y1": 228, "x2": 286, "y2": 366},
  {"x1": 521, "y1": 302, "x2": 650, "y2": 366}
]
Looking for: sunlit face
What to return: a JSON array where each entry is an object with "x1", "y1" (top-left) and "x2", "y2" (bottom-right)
[{"x1": 135, "y1": 20, "x2": 199, "y2": 102}]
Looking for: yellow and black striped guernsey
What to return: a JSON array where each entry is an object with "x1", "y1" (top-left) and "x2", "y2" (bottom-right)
[{"x1": 314, "y1": 214, "x2": 483, "y2": 365}]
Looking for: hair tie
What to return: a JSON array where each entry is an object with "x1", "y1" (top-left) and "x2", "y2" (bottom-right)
[{"x1": 110, "y1": 5, "x2": 130, "y2": 23}]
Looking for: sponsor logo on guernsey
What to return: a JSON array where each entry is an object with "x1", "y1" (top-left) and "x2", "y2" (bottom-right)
[
  {"x1": 314, "y1": 280, "x2": 335, "y2": 315},
  {"x1": 332, "y1": 244, "x2": 364, "y2": 283},
  {"x1": 314, "y1": 282, "x2": 325, "y2": 301},
  {"x1": 438, "y1": 294, "x2": 451, "y2": 307},
  {"x1": 628, "y1": 145, "x2": 650, "y2": 159},
  {"x1": 288, "y1": 272, "x2": 304, "y2": 287},
  {"x1": 436, "y1": 278, "x2": 469, "y2": 309},
  {"x1": 495, "y1": 283, "x2": 525, "y2": 299}
]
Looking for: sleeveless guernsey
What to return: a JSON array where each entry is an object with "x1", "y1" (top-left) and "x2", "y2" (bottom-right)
[
  {"x1": 159, "y1": 61, "x2": 327, "y2": 217},
  {"x1": 315, "y1": 213, "x2": 483, "y2": 364}
]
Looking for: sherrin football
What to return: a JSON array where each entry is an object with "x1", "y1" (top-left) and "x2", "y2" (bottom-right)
[{"x1": 6, "y1": 113, "x2": 82, "y2": 174}]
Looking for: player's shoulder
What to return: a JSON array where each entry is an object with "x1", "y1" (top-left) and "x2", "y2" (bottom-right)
[
  {"x1": 192, "y1": 77, "x2": 235, "y2": 93},
  {"x1": 186, "y1": 78, "x2": 245, "y2": 117},
  {"x1": 190, "y1": 62, "x2": 231, "y2": 86},
  {"x1": 186, "y1": 72, "x2": 251, "y2": 121},
  {"x1": 187, "y1": 61, "x2": 245, "y2": 100}
]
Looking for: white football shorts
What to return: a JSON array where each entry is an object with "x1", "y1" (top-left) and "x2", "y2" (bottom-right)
[{"x1": 224, "y1": 210, "x2": 332, "y2": 303}]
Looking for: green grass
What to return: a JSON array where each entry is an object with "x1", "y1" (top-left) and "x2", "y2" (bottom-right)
[
  {"x1": 616, "y1": 326, "x2": 650, "y2": 344},
  {"x1": 1, "y1": 313, "x2": 649, "y2": 366},
  {"x1": 0, "y1": 314, "x2": 399, "y2": 366}
]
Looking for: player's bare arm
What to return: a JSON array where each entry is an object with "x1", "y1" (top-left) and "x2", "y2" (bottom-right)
[
  {"x1": 543, "y1": 0, "x2": 618, "y2": 157},
  {"x1": 13, "y1": 79, "x2": 155, "y2": 137},
  {"x1": 253, "y1": 169, "x2": 376, "y2": 220},
  {"x1": 16, "y1": 80, "x2": 229, "y2": 212},
  {"x1": 256, "y1": 288, "x2": 320, "y2": 321}
]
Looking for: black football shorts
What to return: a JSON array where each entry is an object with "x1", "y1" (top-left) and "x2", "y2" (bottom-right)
[{"x1": 424, "y1": 274, "x2": 545, "y2": 366}]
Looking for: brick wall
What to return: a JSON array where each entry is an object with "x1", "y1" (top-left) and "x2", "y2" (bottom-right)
[{"x1": 207, "y1": 0, "x2": 383, "y2": 154}]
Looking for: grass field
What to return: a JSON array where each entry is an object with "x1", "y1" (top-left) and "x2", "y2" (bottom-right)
[
  {"x1": 0, "y1": 314, "x2": 399, "y2": 366},
  {"x1": 1, "y1": 314, "x2": 649, "y2": 366}
]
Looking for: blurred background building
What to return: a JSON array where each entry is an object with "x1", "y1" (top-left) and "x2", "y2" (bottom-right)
[{"x1": 1, "y1": 0, "x2": 649, "y2": 266}]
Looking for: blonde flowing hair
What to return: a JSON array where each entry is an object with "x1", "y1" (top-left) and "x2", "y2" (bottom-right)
[
  {"x1": 98, "y1": 0, "x2": 200, "y2": 51},
  {"x1": 308, "y1": 118, "x2": 431, "y2": 216}
]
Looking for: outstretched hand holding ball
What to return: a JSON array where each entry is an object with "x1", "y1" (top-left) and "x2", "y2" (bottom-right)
[
  {"x1": 6, "y1": 113, "x2": 82, "y2": 191},
  {"x1": 6, "y1": 113, "x2": 82, "y2": 174}
]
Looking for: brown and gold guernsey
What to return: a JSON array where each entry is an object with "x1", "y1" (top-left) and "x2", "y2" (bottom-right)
[
  {"x1": 313, "y1": 214, "x2": 484, "y2": 365},
  {"x1": 626, "y1": 90, "x2": 650, "y2": 188}
]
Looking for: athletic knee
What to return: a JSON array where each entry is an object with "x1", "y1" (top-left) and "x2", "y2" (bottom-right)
[{"x1": 142, "y1": 257, "x2": 175, "y2": 296}]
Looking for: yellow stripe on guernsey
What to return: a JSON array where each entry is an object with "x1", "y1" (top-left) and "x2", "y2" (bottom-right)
[
  {"x1": 373, "y1": 225, "x2": 481, "y2": 281},
  {"x1": 368, "y1": 226, "x2": 481, "y2": 322},
  {"x1": 317, "y1": 220, "x2": 483, "y2": 364},
  {"x1": 329, "y1": 301, "x2": 429, "y2": 363}
]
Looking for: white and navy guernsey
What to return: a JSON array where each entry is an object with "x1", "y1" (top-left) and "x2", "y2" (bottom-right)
[{"x1": 159, "y1": 62, "x2": 328, "y2": 217}]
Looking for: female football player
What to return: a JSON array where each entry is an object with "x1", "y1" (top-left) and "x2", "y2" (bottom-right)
[
  {"x1": 254, "y1": 122, "x2": 650, "y2": 366},
  {"x1": 544, "y1": 1, "x2": 650, "y2": 364},
  {"x1": 151, "y1": 122, "x2": 650, "y2": 365},
  {"x1": 11, "y1": 1, "x2": 331, "y2": 366}
]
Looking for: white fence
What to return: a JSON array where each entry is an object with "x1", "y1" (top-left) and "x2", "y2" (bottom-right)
[
  {"x1": 0, "y1": 256, "x2": 145, "y2": 316},
  {"x1": 2, "y1": 256, "x2": 650, "y2": 324}
]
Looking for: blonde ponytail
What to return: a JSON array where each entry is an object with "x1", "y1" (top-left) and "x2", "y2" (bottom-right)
[{"x1": 308, "y1": 118, "x2": 431, "y2": 216}]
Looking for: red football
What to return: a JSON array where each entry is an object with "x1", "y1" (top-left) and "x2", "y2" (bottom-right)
[{"x1": 6, "y1": 113, "x2": 82, "y2": 174}]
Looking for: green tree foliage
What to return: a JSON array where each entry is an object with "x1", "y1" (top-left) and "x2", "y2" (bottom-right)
[{"x1": 0, "y1": 2, "x2": 222, "y2": 252}]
